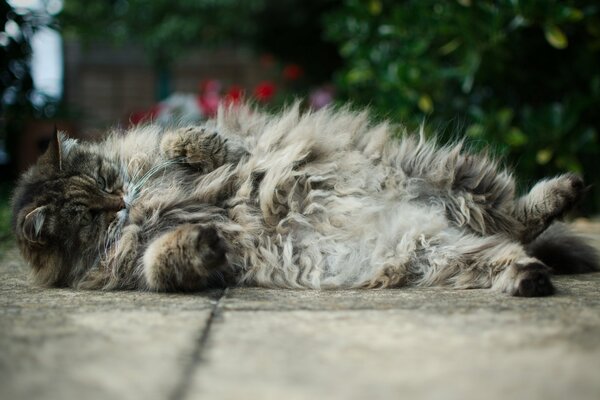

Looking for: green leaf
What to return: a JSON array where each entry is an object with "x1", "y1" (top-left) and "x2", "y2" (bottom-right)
[
  {"x1": 536, "y1": 148, "x2": 553, "y2": 165},
  {"x1": 563, "y1": 7, "x2": 584, "y2": 22},
  {"x1": 438, "y1": 39, "x2": 461, "y2": 55},
  {"x1": 418, "y1": 94, "x2": 434, "y2": 113},
  {"x1": 466, "y1": 124, "x2": 485, "y2": 138},
  {"x1": 369, "y1": 0, "x2": 382, "y2": 16},
  {"x1": 544, "y1": 25, "x2": 568, "y2": 49},
  {"x1": 505, "y1": 127, "x2": 528, "y2": 147},
  {"x1": 496, "y1": 108, "x2": 514, "y2": 129},
  {"x1": 346, "y1": 67, "x2": 373, "y2": 84},
  {"x1": 556, "y1": 155, "x2": 583, "y2": 173}
]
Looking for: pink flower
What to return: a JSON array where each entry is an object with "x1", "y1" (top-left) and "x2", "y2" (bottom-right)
[
  {"x1": 199, "y1": 79, "x2": 222, "y2": 94},
  {"x1": 309, "y1": 85, "x2": 335, "y2": 110},
  {"x1": 198, "y1": 79, "x2": 223, "y2": 116},
  {"x1": 198, "y1": 93, "x2": 220, "y2": 117}
]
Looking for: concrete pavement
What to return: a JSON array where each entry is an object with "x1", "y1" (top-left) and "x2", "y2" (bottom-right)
[{"x1": 1, "y1": 223, "x2": 599, "y2": 400}]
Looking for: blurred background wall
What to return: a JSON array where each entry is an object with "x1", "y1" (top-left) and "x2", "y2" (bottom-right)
[
  {"x1": 63, "y1": 42, "x2": 270, "y2": 130},
  {"x1": 1, "y1": 0, "x2": 599, "y2": 239}
]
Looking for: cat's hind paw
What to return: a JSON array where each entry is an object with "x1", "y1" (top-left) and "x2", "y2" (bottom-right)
[
  {"x1": 516, "y1": 173, "x2": 586, "y2": 243},
  {"x1": 512, "y1": 262, "x2": 555, "y2": 297},
  {"x1": 492, "y1": 258, "x2": 555, "y2": 297}
]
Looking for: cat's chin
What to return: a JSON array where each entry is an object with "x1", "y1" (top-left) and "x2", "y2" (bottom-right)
[
  {"x1": 116, "y1": 208, "x2": 128, "y2": 222},
  {"x1": 107, "y1": 209, "x2": 129, "y2": 239},
  {"x1": 122, "y1": 188, "x2": 133, "y2": 206}
]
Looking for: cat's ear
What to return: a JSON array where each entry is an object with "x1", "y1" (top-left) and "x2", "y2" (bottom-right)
[
  {"x1": 21, "y1": 206, "x2": 48, "y2": 244},
  {"x1": 38, "y1": 126, "x2": 63, "y2": 171}
]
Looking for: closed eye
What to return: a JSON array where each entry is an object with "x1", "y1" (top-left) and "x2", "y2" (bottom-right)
[{"x1": 96, "y1": 176, "x2": 106, "y2": 190}]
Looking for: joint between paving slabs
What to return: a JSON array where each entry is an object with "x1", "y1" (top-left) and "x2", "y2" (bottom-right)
[{"x1": 170, "y1": 287, "x2": 229, "y2": 400}]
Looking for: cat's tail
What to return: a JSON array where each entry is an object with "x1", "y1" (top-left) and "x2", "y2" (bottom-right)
[{"x1": 526, "y1": 222, "x2": 599, "y2": 274}]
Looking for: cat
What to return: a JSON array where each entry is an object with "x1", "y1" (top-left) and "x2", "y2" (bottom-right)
[{"x1": 11, "y1": 103, "x2": 599, "y2": 296}]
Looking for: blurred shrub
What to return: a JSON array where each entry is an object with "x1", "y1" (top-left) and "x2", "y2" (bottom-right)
[
  {"x1": 61, "y1": 0, "x2": 341, "y2": 101},
  {"x1": 61, "y1": 0, "x2": 341, "y2": 82},
  {"x1": 61, "y1": 0, "x2": 261, "y2": 66},
  {"x1": 1, "y1": 1, "x2": 34, "y2": 113},
  {"x1": 0, "y1": 182, "x2": 12, "y2": 245},
  {"x1": 325, "y1": 0, "x2": 600, "y2": 213},
  {"x1": 1, "y1": 1, "x2": 58, "y2": 181}
]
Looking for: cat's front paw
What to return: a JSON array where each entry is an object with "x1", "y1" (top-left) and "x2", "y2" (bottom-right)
[
  {"x1": 160, "y1": 127, "x2": 248, "y2": 174},
  {"x1": 142, "y1": 224, "x2": 229, "y2": 291},
  {"x1": 191, "y1": 225, "x2": 228, "y2": 270},
  {"x1": 159, "y1": 126, "x2": 193, "y2": 160}
]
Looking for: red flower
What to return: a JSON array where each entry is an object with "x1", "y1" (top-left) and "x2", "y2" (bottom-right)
[
  {"x1": 130, "y1": 104, "x2": 163, "y2": 125},
  {"x1": 225, "y1": 85, "x2": 244, "y2": 105},
  {"x1": 283, "y1": 64, "x2": 303, "y2": 81},
  {"x1": 254, "y1": 81, "x2": 276, "y2": 102}
]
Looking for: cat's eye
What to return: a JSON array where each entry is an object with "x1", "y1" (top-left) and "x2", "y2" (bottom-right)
[{"x1": 96, "y1": 176, "x2": 106, "y2": 190}]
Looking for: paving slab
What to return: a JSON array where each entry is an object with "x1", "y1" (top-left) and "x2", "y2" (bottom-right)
[
  {"x1": 186, "y1": 275, "x2": 600, "y2": 400},
  {"x1": 220, "y1": 275, "x2": 600, "y2": 311},
  {"x1": 0, "y1": 247, "x2": 219, "y2": 400}
]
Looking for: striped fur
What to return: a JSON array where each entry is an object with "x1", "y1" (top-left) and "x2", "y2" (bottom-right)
[{"x1": 12, "y1": 103, "x2": 597, "y2": 296}]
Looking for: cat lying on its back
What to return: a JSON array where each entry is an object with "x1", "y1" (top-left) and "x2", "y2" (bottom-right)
[{"x1": 11, "y1": 104, "x2": 599, "y2": 295}]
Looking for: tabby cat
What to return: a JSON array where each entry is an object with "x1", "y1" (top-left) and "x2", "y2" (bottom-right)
[{"x1": 11, "y1": 104, "x2": 599, "y2": 296}]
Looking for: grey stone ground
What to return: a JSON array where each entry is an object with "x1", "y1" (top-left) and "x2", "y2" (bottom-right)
[{"x1": 1, "y1": 221, "x2": 599, "y2": 400}]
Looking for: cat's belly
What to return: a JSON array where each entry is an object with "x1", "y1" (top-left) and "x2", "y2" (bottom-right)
[{"x1": 244, "y1": 197, "x2": 449, "y2": 289}]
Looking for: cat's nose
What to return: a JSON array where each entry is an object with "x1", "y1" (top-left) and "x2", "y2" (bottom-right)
[{"x1": 104, "y1": 195, "x2": 126, "y2": 211}]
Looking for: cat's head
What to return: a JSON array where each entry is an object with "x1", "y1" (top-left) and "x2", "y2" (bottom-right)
[{"x1": 12, "y1": 130, "x2": 126, "y2": 287}]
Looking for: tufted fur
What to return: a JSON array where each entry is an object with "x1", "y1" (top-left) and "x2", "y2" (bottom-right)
[{"x1": 12, "y1": 104, "x2": 598, "y2": 296}]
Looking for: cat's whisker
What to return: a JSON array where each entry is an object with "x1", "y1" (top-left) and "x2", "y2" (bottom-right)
[{"x1": 127, "y1": 158, "x2": 183, "y2": 202}]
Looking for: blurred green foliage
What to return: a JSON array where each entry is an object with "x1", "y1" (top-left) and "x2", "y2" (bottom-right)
[
  {"x1": 59, "y1": 0, "x2": 600, "y2": 213},
  {"x1": 60, "y1": 0, "x2": 340, "y2": 82},
  {"x1": 61, "y1": 0, "x2": 261, "y2": 66},
  {"x1": 61, "y1": 0, "x2": 341, "y2": 100},
  {"x1": 325, "y1": 0, "x2": 600, "y2": 213},
  {"x1": 0, "y1": 182, "x2": 14, "y2": 247}
]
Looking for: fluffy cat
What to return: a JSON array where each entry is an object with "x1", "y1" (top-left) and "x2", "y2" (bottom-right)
[{"x1": 11, "y1": 104, "x2": 599, "y2": 296}]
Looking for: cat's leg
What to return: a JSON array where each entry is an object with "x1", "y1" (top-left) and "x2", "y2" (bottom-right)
[
  {"x1": 473, "y1": 237, "x2": 554, "y2": 296},
  {"x1": 409, "y1": 232, "x2": 555, "y2": 296},
  {"x1": 441, "y1": 152, "x2": 584, "y2": 242},
  {"x1": 434, "y1": 152, "x2": 521, "y2": 237},
  {"x1": 142, "y1": 224, "x2": 234, "y2": 291},
  {"x1": 513, "y1": 173, "x2": 584, "y2": 243},
  {"x1": 414, "y1": 154, "x2": 582, "y2": 243},
  {"x1": 390, "y1": 138, "x2": 519, "y2": 236},
  {"x1": 160, "y1": 126, "x2": 249, "y2": 173}
]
